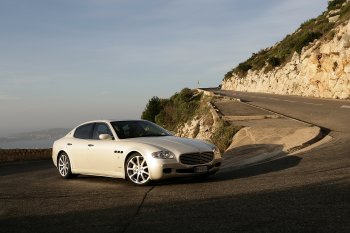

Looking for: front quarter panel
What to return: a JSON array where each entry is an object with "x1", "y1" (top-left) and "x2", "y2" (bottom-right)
[{"x1": 115, "y1": 141, "x2": 164, "y2": 180}]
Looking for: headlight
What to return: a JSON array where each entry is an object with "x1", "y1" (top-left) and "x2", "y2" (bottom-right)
[
  {"x1": 151, "y1": 151, "x2": 175, "y2": 159},
  {"x1": 213, "y1": 146, "x2": 221, "y2": 158}
]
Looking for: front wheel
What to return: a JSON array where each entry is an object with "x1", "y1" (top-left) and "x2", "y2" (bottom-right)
[
  {"x1": 125, "y1": 153, "x2": 151, "y2": 185},
  {"x1": 58, "y1": 152, "x2": 74, "y2": 179}
]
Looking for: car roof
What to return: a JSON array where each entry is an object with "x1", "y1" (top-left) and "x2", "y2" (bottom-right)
[{"x1": 77, "y1": 119, "x2": 148, "y2": 126}]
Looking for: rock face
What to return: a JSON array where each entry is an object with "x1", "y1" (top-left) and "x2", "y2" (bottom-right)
[
  {"x1": 176, "y1": 115, "x2": 214, "y2": 140},
  {"x1": 222, "y1": 19, "x2": 350, "y2": 99},
  {"x1": 176, "y1": 101, "x2": 220, "y2": 140}
]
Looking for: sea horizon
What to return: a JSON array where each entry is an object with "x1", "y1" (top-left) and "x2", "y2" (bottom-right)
[{"x1": 0, "y1": 139, "x2": 54, "y2": 149}]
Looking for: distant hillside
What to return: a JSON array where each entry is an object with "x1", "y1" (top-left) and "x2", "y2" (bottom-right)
[
  {"x1": 222, "y1": 0, "x2": 350, "y2": 99},
  {"x1": 0, "y1": 128, "x2": 70, "y2": 142}
]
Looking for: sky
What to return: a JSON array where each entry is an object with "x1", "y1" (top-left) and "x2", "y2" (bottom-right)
[{"x1": 0, "y1": 0, "x2": 328, "y2": 136}]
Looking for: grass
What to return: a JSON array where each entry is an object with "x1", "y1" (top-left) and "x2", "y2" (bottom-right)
[{"x1": 210, "y1": 119, "x2": 242, "y2": 153}]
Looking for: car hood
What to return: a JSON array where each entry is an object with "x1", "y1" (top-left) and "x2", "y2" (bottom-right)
[{"x1": 125, "y1": 136, "x2": 214, "y2": 155}]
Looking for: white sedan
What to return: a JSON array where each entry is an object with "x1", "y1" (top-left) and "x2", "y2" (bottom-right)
[{"x1": 52, "y1": 120, "x2": 222, "y2": 185}]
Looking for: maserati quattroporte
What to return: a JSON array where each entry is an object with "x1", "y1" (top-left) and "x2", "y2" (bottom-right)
[{"x1": 52, "y1": 120, "x2": 222, "y2": 185}]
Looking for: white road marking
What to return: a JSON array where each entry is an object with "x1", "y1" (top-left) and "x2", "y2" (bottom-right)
[
  {"x1": 282, "y1": 100, "x2": 297, "y2": 103},
  {"x1": 341, "y1": 105, "x2": 350, "y2": 109},
  {"x1": 303, "y1": 102, "x2": 323, "y2": 106}
]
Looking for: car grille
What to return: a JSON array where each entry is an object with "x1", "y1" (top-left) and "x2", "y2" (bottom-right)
[{"x1": 179, "y1": 152, "x2": 214, "y2": 165}]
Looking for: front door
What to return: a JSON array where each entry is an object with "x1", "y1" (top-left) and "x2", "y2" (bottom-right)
[{"x1": 87, "y1": 123, "x2": 122, "y2": 177}]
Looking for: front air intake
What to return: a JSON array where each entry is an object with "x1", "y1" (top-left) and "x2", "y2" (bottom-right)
[{"x1": 179, "y1": 152, "x2": 214, "y2": 165}]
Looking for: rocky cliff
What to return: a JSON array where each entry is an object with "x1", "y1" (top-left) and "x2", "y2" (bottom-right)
[
  {"x1": 222, "y1": 1, "x2": 350, "y2": 99},
  {"x1": 176, "y1": 99, "x2": 219, "y2": 141}
]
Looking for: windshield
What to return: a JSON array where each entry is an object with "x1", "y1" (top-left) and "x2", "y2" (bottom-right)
[{"x1": 110, "y1": 120, "x2": 171, "y2": 139}]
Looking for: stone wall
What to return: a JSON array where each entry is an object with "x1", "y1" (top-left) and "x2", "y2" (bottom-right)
[
  {"x1": 0, "y1": 149, "x2": 52, "y2": 163},
  {"x1": 222, "y1": 19, "x2": 350, "y2": 99}
]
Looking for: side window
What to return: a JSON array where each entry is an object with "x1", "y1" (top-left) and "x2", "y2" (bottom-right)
[
  {"x1": 73, "y1": 123, "x2": 94, "y2": 139},
  {"x1": 92, "y1": 123, "x2": 113, "y2": 140}
]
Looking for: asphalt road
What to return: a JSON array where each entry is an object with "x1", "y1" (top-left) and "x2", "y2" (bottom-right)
[
  {"x1": 1, "y1": 90, "x2": 350, "y2": 233},
  {"x1": 214, "y1": 89, "x2": 350, "y2": 133}
]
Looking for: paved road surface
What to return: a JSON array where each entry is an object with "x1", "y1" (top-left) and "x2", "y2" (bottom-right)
[
  {"x1": 214, "y1": 89, "x2": 350, "y2": 133},
  {"x1": 1, "y1": 90, "x2": 350, "y2": 233}
]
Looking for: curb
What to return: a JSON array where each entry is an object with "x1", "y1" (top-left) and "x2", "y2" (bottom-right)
[
  {"x1": 222, "y1": 115, "x2": 279, "y2": 121},
  {"x1": 221, "y1": 126, "x2": 331, "y2": 172}
]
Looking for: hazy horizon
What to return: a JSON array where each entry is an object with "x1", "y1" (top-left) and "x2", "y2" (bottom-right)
[{"x1": 0, "y1": 0, "x2": 327, "y2": 137}]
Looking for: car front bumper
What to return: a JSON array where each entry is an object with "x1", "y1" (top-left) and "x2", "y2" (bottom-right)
[{"x1": 147, "y1": 157, "x2": 222, "y2": 180}]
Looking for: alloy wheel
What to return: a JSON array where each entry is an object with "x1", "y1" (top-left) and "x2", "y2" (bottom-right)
[
  {"x1": 58, "y1": 153, "x2": 70, "y2": 177},
  {"x1": 126, "y1": 155, "x2": 150, "y2": 185}
]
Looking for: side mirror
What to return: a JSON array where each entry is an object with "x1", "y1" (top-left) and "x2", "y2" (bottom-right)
[{"x1": 99, "y1": 134, "x2": 113, "y2": 140}]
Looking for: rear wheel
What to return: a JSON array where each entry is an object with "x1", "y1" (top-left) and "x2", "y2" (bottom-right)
[
  {"x1": 125, "y1": 153, "x2": 151, "y2": 185},
  {"x1": 58, "y1": 152, "x2": 74, "y2": 179}
]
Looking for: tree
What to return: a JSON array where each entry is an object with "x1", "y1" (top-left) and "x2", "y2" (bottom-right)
[{"x1": 141, "y1": 96, "x2": 162, "y2": 122}]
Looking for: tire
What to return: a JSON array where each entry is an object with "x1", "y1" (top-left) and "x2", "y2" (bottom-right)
[
  {"x1": 125, "y1": 153, "x2": 151, "y2": 185},
  {"x1": 57, "y1": 152, "x2": 74, "y2": 179}
]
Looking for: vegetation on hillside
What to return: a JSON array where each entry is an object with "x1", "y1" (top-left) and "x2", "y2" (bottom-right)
[
  {"x1": 224, "y1": 0, "x2": 350, "y2": 80},
  {"x1": 141, "y1": 88, "x2": 202, "y2": 132},
  {"x1": 141, "y1": 89, "x2": 241, "y2": 152},
  {"x1": 211, "y1": 119, "x2": 241, "y2": 153},
  {"x1": 141, "y1": 96, "x2": 163, "y2": 123}
]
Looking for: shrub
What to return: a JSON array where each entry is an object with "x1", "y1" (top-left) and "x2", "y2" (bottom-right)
[
  {"x1": 141, "y1": 96, "x2": 162, "y2": 123},
  {"x1": 267, "y1": 56, "x2": 281, "y2": 67},
  {"x1": 295, "y1": 31, "x2": 322, "y2": 53},
  {"x1": 178, "y1": 88, "x2": 194, "y2": 103},
  {"x1": 237, "y1": 62, "x2": 252, "y2": 72},
  {"x1": 339, "y1": 2, "x2": 350, "y2": 21},
  {"x1": 142, "y1": 88, "x2": 202, "y2": 131},
  {"x1": 224, "y1": 70, "x2": 233, "y2": 81},
  {"x1": 328, "y1": 0, "x2": 346, "y2": 10},
  {"x1": 233, "y1": 62, "x2": 252, "y2": 76}
]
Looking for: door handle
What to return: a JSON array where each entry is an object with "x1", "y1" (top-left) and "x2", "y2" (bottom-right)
[
  {"x1": 88, "y1": 144, "x2": 94, "y2": 147},
  {"x1": 67, "y1": 143, "x2": 72, "y2": 146}
]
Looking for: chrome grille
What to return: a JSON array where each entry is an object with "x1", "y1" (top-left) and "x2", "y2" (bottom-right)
[{"x1": 179, "y1": 152, "x2": 214, "y2": 165}]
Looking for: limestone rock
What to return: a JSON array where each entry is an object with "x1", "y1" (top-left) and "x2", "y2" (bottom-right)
[
  {"x1": 222, "y1": 17, "x2": 350, "y2": 100},
  {"x1": 176, "y1": 114, "x2": 215, "y2": 141}
]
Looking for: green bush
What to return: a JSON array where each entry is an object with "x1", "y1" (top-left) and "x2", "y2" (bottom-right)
[
  {"x1": 237, "y1": 62, "x2": 252, "y2": 72},
  {"x1": 224, "y1": 70, "x2": 233, "y2": 81},
  {"x1": 141, "y1": 96, "x2": 163, "y2": 123},
  {"x1": 233, "y1": 62, "x2": 252, "y2": 76},
  {"x1": 328, "y1": 0, "x2": 346, "y2": 10},
  {"x1": 295, "y1": 31, "x2": 322, "y2": 53},
  {"x1": 267, "y1": 56, "x2": 280, "y2": 67},
  {"x1": 142, "y1": 88, "x2": 202, "y2": 131}
]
